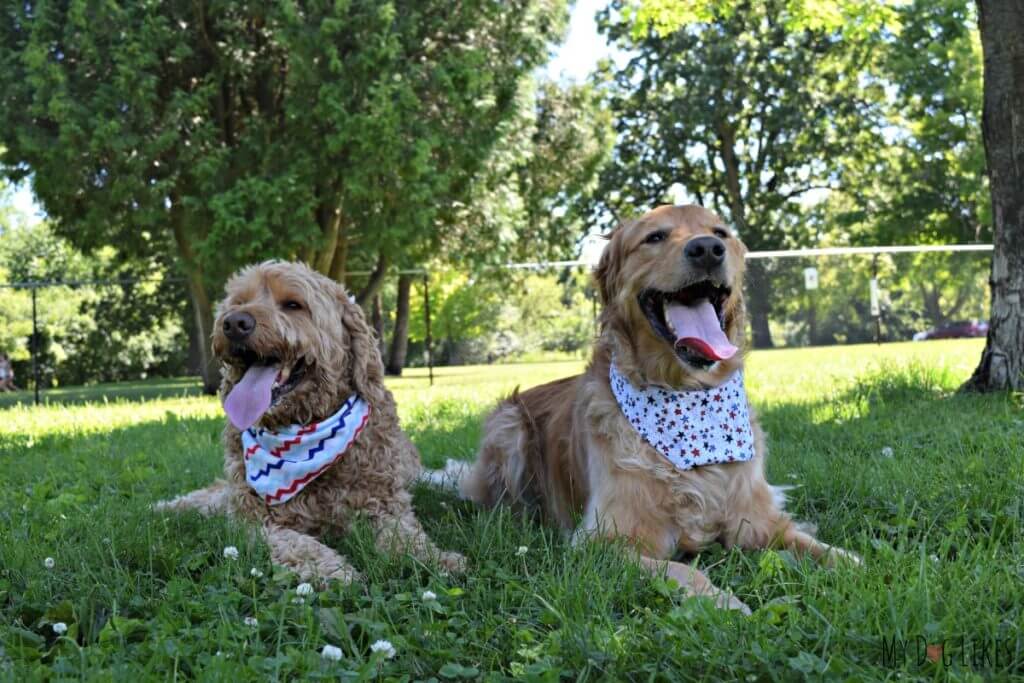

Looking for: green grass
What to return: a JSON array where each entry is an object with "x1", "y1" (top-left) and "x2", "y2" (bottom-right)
[
  {"x1": 2, "y1": 339, "x2": 1022, "y2": 680},
  {"x1": 0, "y1": 377, "x2": 204, "y2": 409}
]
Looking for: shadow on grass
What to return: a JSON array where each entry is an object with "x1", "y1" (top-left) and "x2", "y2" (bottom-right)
[
  {"x1": 756, "y1": 361, "x2": 1019, "y2": 548},
  {"x1": 0, "y1": 377, "x2": 206, "y2": 409}
]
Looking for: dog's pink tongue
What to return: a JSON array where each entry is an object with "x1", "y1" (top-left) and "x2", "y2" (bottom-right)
[
  {"x1": 665, "y1": 299, "x2": 738, "y2": 362},
  {"x1": 224, "y1": 365, "x2": 278, "y2": 431}
]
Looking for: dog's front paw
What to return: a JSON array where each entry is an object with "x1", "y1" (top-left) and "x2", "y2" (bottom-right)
[
  {"x1": 437, "y1": 551, "x2": 467, "y2": 575},
  {"x1": 824, "y1": 546, "x2": 863, "y2": 568}
]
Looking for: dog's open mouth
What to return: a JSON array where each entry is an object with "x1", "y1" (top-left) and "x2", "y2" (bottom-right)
[
  {"x1": 223, "y1": 350, "x2": 308, "y2": 431},
  {"x1": 638, "y1": 280, "x2": 737, "y2": 369}
]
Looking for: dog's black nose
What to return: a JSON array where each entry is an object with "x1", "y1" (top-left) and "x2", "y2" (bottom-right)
[
  {"x1": 684, "y1": 236, "x2": 726, "y2": 270},
  {"x1": 223, "y1": 311, "x2": 256, "y2": 342}
]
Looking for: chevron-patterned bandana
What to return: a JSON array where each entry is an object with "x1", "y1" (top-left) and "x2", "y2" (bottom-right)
[{"x1": 242, "y1": 396, "x2": 370, "y2": 505}]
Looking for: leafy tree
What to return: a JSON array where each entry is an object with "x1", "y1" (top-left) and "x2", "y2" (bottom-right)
[
  {"x1": 964, "y1": 0, "x2": 1024, "y2": 391},
  {"x1": 592, "y1": 0, "x2": 893, "y2": 347},
  {"x1": 384, "y1": 78, "x2": 611, "y2": 373},
  {"x1": 0, "y1": 221, "x2": 188, "y2": 387},
  {"x1": 0, "y1": 0, "x2": 566, "y2": 391}
]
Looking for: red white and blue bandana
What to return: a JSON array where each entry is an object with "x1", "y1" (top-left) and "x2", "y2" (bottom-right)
[
  {"x1": 243, "y1": 396, "x2": 371, "y2": 505},
  {"x1": 609, "y1": 363, "x2": 754, "y2": 470}
]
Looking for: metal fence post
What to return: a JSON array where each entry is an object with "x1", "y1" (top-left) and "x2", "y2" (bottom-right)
[
  {"x1": 423, "y1": 273, "x2": 434, "y2": 387},
  {"x1": 872, "y1": 254, "x2": 881, "y2": 344},
  {"x1": 31, "y1": 283, "x2": 39, "y2": 405}
]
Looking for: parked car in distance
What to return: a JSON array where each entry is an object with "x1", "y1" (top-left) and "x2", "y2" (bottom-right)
[{"x1": 912, "y1": 320, "x2": 989, "y2": 341}]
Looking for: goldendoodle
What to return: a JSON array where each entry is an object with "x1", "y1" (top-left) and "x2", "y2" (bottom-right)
[{"x1": 158, "y1": 260, "x2": 464, "y2": 583}]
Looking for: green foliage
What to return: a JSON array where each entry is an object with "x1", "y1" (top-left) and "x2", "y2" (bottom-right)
[
  {"x1": 767, "y1": 251, "x2": 991, "y2": 346},
  {"x1": 3, "y1": 340, "x2": 1022, "y2": 678},
  {"x1": 594, "y1": 0, "x2": 888, "y2": 246},
  {"x1": 829, "y1": 0, "x2": 989, "y2": 246},
  {"x1": 0, "y1": 0, "x2": 569, "y2": 284},
  {"x1": 405, "y1": 270, "x2": 594, "y2": 365},
  {"x1": 439, "y1": 81, "x2": 613, "y2": 268},
  {"x1": 625, "y1": 0, "x2": 900, "y2": 40},
  {"x1": 0, "y1": 223, "x2": 188, "y2": 387},
  {"x1": 593, "y1": 0, "x2": 897, "y2": 347}
]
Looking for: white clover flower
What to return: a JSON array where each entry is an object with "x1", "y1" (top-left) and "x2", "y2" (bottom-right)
[
  {"x1": 244, "y1": 616, "x2": 258, "y2": 627},
  {"x1": 421, "y1": 590, "x2": 437, "y2": 601},
  {"x1": 321, "y1": 644, "x2": 343, "y2": 661},
  {"x1": 52, "y1": 622, "x2": 68, "y2": 635},
  {"x1": 881, "y1": 447, "x2": 894, "y2": 457},
  {"x1": 223, "y1": 546, "x2": 239, "y2": 560},
  {"x1": 295, "y1": 582, "x2": 314, "y2": 596},
  {"x1": 250, "y1": 568, "x2": 263, "y2": 578},
  {"x1": 44, "y1": 557, "x2": 55, "y2": 569},
  {"x1": 516, "y1": 546, "x2": 528, "y2": 557},
  {"x1": 370, "y1": 639, "x2": 396, "y2": 659}
]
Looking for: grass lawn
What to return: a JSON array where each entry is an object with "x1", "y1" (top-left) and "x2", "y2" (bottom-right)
[{"x1": 2, "y1": 339, "x2": 1022, "y2": 680}]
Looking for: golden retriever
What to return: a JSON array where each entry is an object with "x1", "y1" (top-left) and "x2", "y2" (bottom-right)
[
  {"x1": 441, "y1": 205, "x2": 857, "y2": 612},
  {"x1": 157, "y1": 261, "x2": 464, "y2": 584}
]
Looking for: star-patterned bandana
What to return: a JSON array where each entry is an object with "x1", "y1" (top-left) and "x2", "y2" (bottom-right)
[
  {"x1": 243, "y1": 395, "x2": 371, "y2": 505},
  {"x1": 609, "y1": 362, "x2": 755, "y2": 470}
]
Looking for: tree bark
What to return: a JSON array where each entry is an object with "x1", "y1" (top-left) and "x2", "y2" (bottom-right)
[
  {"x1": 963, "y1": 0, "x2": 1024, "y2": 392},
  {"x1": 745, "y1": 259, "x2": 775, "y2": 349},
  {"x1": 371, "y1": 293, "x2": 384, "y2": 343},
  {"x1": 170, "y1": 210, "x2": 219, "y2": 394},
  {"x1": 386, "y1": 273, "x2": 413, "y2": 375},
  {"x1": 716, "y1": 119, "x2": 774, "y2": 348},
  {"x1": 314, "y1": 205, "x2": 342, "y2": 275},
  {"x1": 355, "y1": 252, "x2": 390, "y2": 308}
]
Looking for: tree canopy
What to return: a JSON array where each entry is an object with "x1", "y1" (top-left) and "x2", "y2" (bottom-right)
[
  {"x1": 592, "y1": 0, "x2": 893, "y2": 346},
  {"x1": 0, "y1": 0, "x2": 568, "y2": 390}
]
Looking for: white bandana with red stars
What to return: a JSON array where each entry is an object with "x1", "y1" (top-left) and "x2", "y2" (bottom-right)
[{"x1": 609, "y1": 362, "x2": 755, "y2": 470}]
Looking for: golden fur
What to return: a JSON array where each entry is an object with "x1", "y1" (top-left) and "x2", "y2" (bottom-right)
[
  {"x1": 157, "y1": 261, "x2": 464, "y2": 584},
  {"x1": 456, "y1": 205, "x2": 857, "y2": 612}
]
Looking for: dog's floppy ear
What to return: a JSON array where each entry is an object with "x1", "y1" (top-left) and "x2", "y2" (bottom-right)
[
  {"x1": 334, "y1": 287, "x2": 383, "y2": 399},
  {"x1": 593, "y1": 221, "x2": 629, "y2": 305}
]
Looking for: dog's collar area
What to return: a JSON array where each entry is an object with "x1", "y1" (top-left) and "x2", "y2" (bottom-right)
[
  {"x1": 609, "y1": 362, "x2": 755, "y2": 471},
  {"x1": 242, "y1": 394, "x2": 370, "y2": 505}
]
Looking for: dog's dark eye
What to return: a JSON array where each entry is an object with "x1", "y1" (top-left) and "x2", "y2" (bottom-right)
[
  {"x1": 282, "y1": 300, "x2": 303, "y2": 311},
  {"x1": 644, "y1": 231, "x2": 667, "y2": 244},
  {"x1": 712, "y1": 227, "x2": 729, "y2": 239}
]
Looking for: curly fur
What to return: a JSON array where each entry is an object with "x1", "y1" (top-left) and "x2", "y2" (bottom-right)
[
  {"x1": 452, "y1": 205, "x2": 858, "y2": 612},
  {"x1": 157, "y1": 261, "x2": 464, "y2": 584}
]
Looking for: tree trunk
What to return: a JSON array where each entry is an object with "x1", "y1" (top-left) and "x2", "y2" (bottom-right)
[
  {"x1": 355, "y1": 252, "x2": 390, "y2": 308},
  {"x1": 716, "y1": 120, "x2": 774, "y2": 348},
  {"x1": 745, "y1": 259, "x2": 775, "y2": 348},
  {"x1": 963, "y1": 0, "x2": 1024, "y2": 392},
  {"x1": 371, "y1": 293, "x2": 384, "y2": 343},
  {"x1": 314, "y1": 207, "x2": 342, "y2": 275},
  {"x1": 386, "y1": 273, "x2": 413, "y2": 375},
  {"x1": 170, "y1": 210, "x2": 219, "y2": 394}
]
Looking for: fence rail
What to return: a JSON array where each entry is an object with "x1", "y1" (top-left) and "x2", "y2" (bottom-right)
[{"x1": 0, "y1": 243, "x2": 994, "y2": 406}]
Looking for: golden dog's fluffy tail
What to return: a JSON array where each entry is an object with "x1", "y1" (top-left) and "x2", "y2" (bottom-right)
[{"x1": 420, "y1": 389, "x2": 549, "y2": 515}]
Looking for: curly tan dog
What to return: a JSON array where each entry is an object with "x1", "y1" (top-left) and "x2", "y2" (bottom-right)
[
  {"x1": 434, "y1": 205, "x2": 856, "y2": 613},
  {"x1": 158, "y1": 261, "x2": 464, "y2": 583}
]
